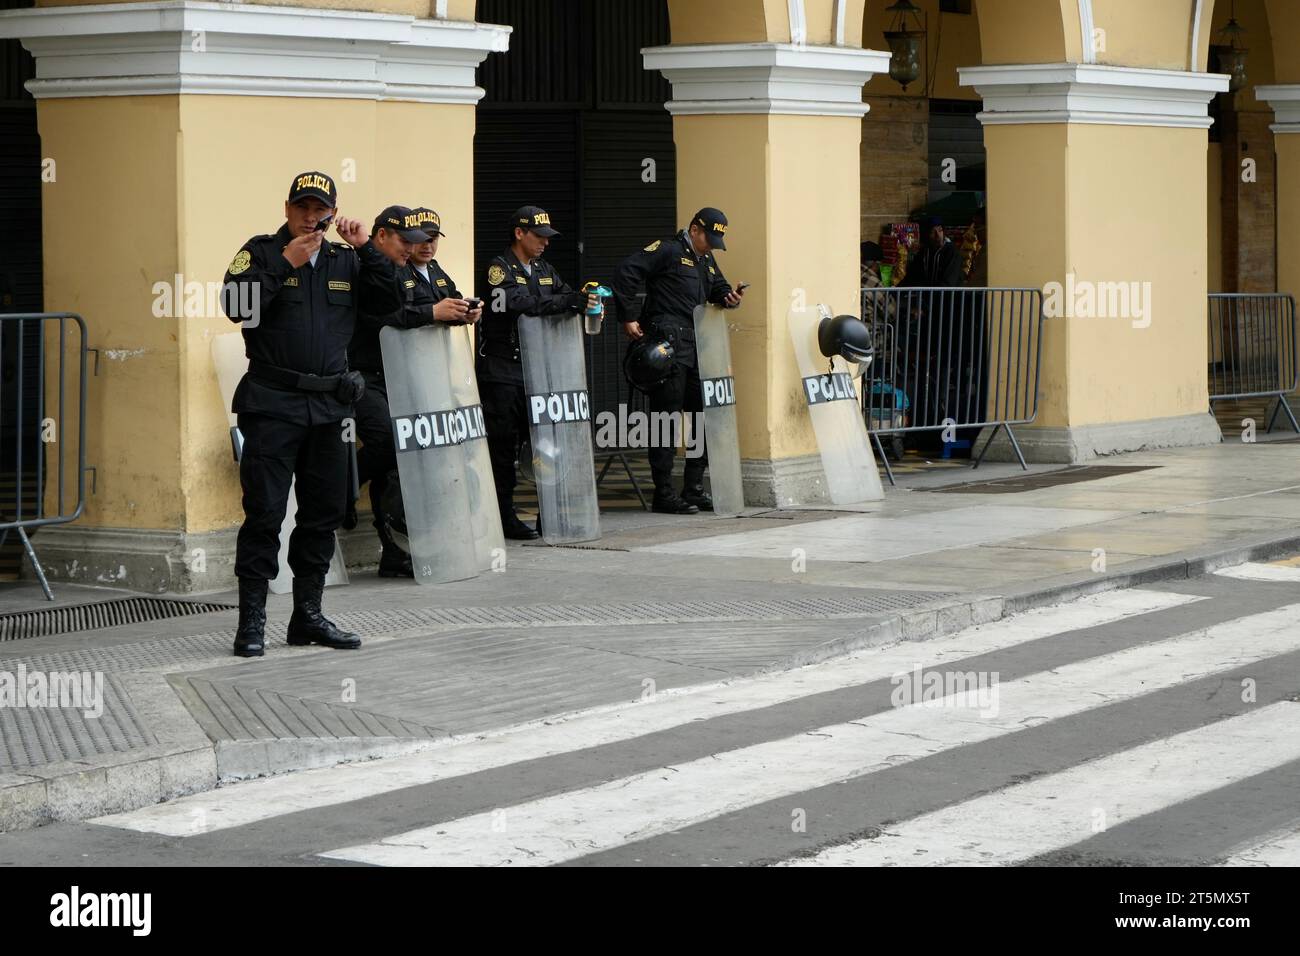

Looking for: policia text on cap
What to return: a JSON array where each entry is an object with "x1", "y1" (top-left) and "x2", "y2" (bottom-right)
[
  {"x1": 614, "y1": 208, "x2": 745, "y2": 514},
  {"x1": 220, "y1": 171, "x2": 403, "y2": 659}
]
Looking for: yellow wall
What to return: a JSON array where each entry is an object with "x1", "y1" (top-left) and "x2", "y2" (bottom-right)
[
  {"x1": 862, "y1": 0, "x2": 982, "y2": 101},
  {"x1": 38, "y1": 97, "x2": 184, "y2": 530},
  {"x1": 1090, "y1": 0, "x2": 1195, "y2": 70},
  {"x1": 668, "y1": 0, "x2": 790, "y2": 44},
  {"x1": 975, "y1": 0, "x2": 1079, "y2": 65},
  {"x1": 671, "y1": 112, "x2": 861, "y2": 462},
  {"x1": 1278, "y1": 137, "x2": 1300, "y2": 301}
]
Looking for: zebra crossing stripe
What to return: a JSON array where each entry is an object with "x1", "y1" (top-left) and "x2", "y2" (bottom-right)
[
  {"x1": 783, "y1": 703, "x2": 1300, "y2": 867},
  {"x1": 94, "y1": 589, "x2": 1202, "y2": 837},
  {"x1": 317, "y1": 601, "x2": 1299, "y2": 868},
  {"x1": 1220, "y1": 826, "x2": 1300, "y2": 867},
  {"x1": 1213, "y1": 563, "x2": 1300, "y2": 583}
]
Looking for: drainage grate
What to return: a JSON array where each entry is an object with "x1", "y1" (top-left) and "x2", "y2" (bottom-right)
[
  {"x1": 927, "y1": 465, "x2": 1160, "y2": 495},
  {"x1": 0, "y1": 596, "x2": 235, "y2": 642}
]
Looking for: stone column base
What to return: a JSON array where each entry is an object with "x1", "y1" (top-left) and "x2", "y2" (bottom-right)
[
  {"x1": 977, "y1": 412, "x2": 1223, "y2": 465},
  {"x1": 741, "y1": 454, "x2": 833, "y2": 508},
  {"x1": 28, "y1": 526, "x2": 238, "y2": 595}
]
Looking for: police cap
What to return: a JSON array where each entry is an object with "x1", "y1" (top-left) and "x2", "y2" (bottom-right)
[
  {"x1": 691, "y1": 207, "x2": 728, "y2": 251},
  {"x1": 373, "y1": 205, "x2": 432, "y2": 243},
  {"x1": 287, "y1": 171, "x2": 337, "y2": 208},
  {"x1": 410, "y1": 207, "x2": 445, "y2": 238},
  {"x1": 512, "y1": 205, "x2": 560, "y2": 238}
]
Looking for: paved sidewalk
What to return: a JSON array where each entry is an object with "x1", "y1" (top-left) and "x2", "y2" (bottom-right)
[{"x1": 3, "y1": 437, "x2": 1300, "y2": 830}]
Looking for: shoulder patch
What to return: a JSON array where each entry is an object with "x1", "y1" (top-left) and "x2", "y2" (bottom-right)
[
  {"x1": 680, "y1": 257, "x2": 696, "y2": 267},
  {"x1": 435, "y1": 278, "x2": 448, "y2": 287},
  {"x1": 487, "y1": 263, "x2": 507, "y2": 286},
  {"x1": 403, "y1": 279, "x2": 416, "y2": 289},
  {"x1": 228, "y1": 250, "x2": 252, "y2": 276},
  {"x1": 644, "y1": 240, "x2": 661, "y2": 253},
  {"x1": 283, "y1": 276, "x2": 300, "y2": 288},
  {"x1": 515, "y1": 276, "x2": 528, "y2": 285}
]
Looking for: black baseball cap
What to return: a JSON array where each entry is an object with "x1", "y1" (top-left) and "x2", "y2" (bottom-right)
[
  {"x1": 373, "y1": 205, "x2": 432, "y2": 243},
  {"x1": 410, "y1": 207, "x2": 445, "y2": 238},
  {"x1": 287, "y1": 171, "x2": 337, "y2": 208},
  {"x1": 512, "y1": 205, "x2": 560, "y2": 238},
  {"x1": 692, "y1": 208, "x2": 729, "y2": 250}
]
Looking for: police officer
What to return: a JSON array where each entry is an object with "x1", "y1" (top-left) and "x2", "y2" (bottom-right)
[
  {"x1": 614, "y1": 207, "x2": 744, "y2": 514},
  {"x1": 349, "y1": 205, "x2": 477, "y2": 577},
  {"x1": 221, "y1": 171, "x2": 402, "y2": 658},
  {"x1": 477, "y1": 205, "x2": 599, "y2": 539}
]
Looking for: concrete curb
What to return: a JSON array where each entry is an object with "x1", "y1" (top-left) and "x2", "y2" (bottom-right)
[{"x1": 3, "y1": 529, "x2": 1298, "y2": 833}]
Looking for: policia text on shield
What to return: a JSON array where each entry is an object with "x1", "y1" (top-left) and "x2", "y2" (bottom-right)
[
  {"x1": 477, "y1": 206, "x2": 603, "y2": 540},
  {"x1": 614, "y1": 207, "x2": 745, "y2": 514},
  {"x1": 219, "y1": 171, "x2": 403, "y2": 659}
]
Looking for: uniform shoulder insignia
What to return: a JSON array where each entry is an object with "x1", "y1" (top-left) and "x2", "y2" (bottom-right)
[
  {"x1": 487, "y1": 263, "x2": 508, "y2": 286},
  {"x1": 644, "y1": 240, "x2": 661, "y2": 253},
  {"x1": 228, "y1": 250, "x2": 252, "y2": 275}
]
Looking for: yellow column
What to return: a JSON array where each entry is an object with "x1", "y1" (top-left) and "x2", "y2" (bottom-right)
[
  {"x1": 644, "y1": 42, "x2": 889, "y2": 504},
  {"x1": 0, "y1": 1, "x2": 507, "y2": 592},
  {"x1": 960, "y1": 64, "x2": 1228, "y2": 461}
]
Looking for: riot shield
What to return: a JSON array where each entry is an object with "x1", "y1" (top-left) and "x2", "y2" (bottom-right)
[
  {"x1": 380, "y1": 324, "x2": 479, "y2": 585},
  {"x1": 446, "y1": 323, "x2": 505, "y2": 570},
  {"x1": 211, "y1": 333, "x2": 349, "y2": 594},
  {"x1": 788, "y1": 307, "x2": 885, "y2": 505},
  {"x1": 518, "y1": 312, "x2": 600, "y2": 544},
  {"x1": 692, "y1": 305, "x2": 745, "y2": 516}
]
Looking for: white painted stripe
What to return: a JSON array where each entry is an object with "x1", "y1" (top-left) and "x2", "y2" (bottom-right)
[
  {"x1": 320, "y1": 602, "x2": 1297, "y2": 867},
  {"x1": 1213, "y1": 563, "x2": 1300, "y2": 582},
  {"x1": 788, "y1": 0, "x2": 807, "y2": 46},
  {"x1": 1190, "y1": 0, "x2": 1206, "y2": 72},
  {"x1": 96, "y1": 590, "x2": 1201, "y2": 837},
  {"x1": 787, "y1": 704, "x2": 1300, "y2": 866},
  {"x1": 1079, "y1": 0, "x2": 1096, "y2": 64},
  {"x1": 1221, "y1": 826, "x2": 1300, "y2": 867},
  {"x1": 833, "y1": 0, "x2": 847, "y2": 46}
]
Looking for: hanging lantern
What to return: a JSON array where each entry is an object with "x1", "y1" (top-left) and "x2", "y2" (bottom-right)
[
  {"x1": 1218, "y1": 1, "x2": 1249, "y2": 92},
  {"x1": 883, "y1": 0, "x2": 926, "y2": 92}
]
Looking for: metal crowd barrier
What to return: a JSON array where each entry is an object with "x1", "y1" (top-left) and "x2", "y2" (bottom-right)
[
  {"x1": 0, "y1": 313, "x2": 89, "y2": 600},
  {"x1": 1207, "y1": 293, "x2": 1299, "y2": 433},
  {"x1": 860, "y1": 287, "x2": 1045, "y2": 486}
]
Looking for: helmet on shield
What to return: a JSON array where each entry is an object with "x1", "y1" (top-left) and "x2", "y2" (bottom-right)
[{"x1": 818, "y1": 314, "x2": 874, "y2": 368}]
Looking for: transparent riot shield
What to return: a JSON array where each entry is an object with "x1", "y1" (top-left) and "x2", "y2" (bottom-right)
[
  {"x1": 380, "y1": 324, "x2": 479, "y2": 584},
  {"x1": 518, "y1": 312, "x2": 600, "y2": 544},
  {"x1": 211, "y1": 332, "x2": 349, "y2": 594},
  {"x1": 692, "y1": 305, "x2": 745, "y2": 517},
  {"x1": 788, "y1": 307, "x2": 885, "y2": 505},
  {"x1": 446, "y1": 323, "x2": 505, "y2": 570}
]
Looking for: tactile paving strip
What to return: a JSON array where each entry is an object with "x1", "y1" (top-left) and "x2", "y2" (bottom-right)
[{"x1": 0, "y1": 673, "x2": 154, "y2": 770}]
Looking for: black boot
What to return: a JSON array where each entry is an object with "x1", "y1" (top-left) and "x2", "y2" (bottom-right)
[
  {"x1": 233, "y1": 577, "x2": 268, "y2": 658},
  {"x1": 652, "y1": 488, "x2": 699, "y2": 515},
  {"x1": 286, "y1": 575, "x2": 362, "y2": 649},
  {"x1": 681, "y1": 484, "x2": 714, "y2": 512},
  {"x1": 502, "y1": 509, "x2": 540, "y2": 540}
]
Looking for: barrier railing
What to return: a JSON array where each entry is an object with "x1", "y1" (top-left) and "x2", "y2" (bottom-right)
[
  {"x1": 860, "y1": 287, "x2": 1045, "y2": 486},
  {"x1": 1207, "y1": 293, "x2": 1299, "y2": 434},
  {"x1": 0, "y1": 313, "x2": 89, "y2": 600}
]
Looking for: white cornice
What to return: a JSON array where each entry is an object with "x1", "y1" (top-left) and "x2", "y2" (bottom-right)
[
  {"x1": 959, "y1": 62, "x2": 1230, "y2": 129},
  {"x1": 0, "y1": 1, "x2": 511, "y2": 102},
  {"x1": 642, "y1": 43, "x2": 890, "y2": 117},
  {"x1": 1256, "y1": 85, "x2": 1300, "y2": 135}
]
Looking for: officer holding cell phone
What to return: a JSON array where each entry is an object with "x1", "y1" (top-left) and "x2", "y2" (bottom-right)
[{"x1": 613, "y1": 207, "x2": 744, "y2": 514}]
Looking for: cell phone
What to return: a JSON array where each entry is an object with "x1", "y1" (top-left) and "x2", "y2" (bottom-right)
[
  {"x1": 735, "y1": 283, "x2": 749, "y2": 293},
  {"x1": 313, "y1": 215, "x2": 334, "y2": 232},
  {"x1": 463, "y1": 298, "x2": 483, "y2": 311}
]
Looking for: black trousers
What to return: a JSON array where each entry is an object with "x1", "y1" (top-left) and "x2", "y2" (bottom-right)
[
  {"x1": 646, "y1": 362, "x2": 707, "y2": 492},
  {"x1": 235, "y1": 413, "x2": 347, "y2": 581},
  {"x1": 480, "y1": 378, "x2": 528, "y2": 511},
  {"x1": 354, "y1": 373, "x2": 395, "y2": 531}
]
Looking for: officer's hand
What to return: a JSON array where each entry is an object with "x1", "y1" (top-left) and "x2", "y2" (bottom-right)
[
  {"x1": 466, "y1": 304, "x2": 483, "y2": 325},
  {"x1": 723, "y1": 285, "x2": 745, "y2": 308},
  {"x1": 586, "y1": 295, "x2": 603, "y2": 315},
  {"x1": 624, "y1": 321, "x2": 644, "y2": 340},
  {"x1": 334, "y1": 216, "x2": 369, "y2": 248},
  {"x1": 282, "y1": 231, "x2": 324, "y2": 269},
  {"x1": 433, "y1": 298, "x2": 469, "y2": 324}
]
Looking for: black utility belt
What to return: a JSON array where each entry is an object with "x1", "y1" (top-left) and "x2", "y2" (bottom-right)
[
  {"x1": 479, "y1": 342, "x2": 521, "y2": 362},
  {"x1": 249, "y1": 362, "x2": 366, "y2": 403}
]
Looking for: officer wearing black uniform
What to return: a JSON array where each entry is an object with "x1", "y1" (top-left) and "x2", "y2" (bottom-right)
[
  {"x1": 614, "y1": 207, "x2": 744, "y2": 514},
  {"x1": 220, "y1": 171, "x2": 402, "y2": 658},
  {"x1": 349, "y1": 205, "x2": 476, "y2": 577},
  {"x1": 477, "y1": 205, "x2": 597, "y2": 539}
]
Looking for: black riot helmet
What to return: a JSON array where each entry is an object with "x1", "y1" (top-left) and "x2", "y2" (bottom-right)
[
  {"x1": 624, "y1": 338, "x2": 676, "y2": 392},
  {"x1": 818, "y1": 314, "x2": 874, "y2": 366}
]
